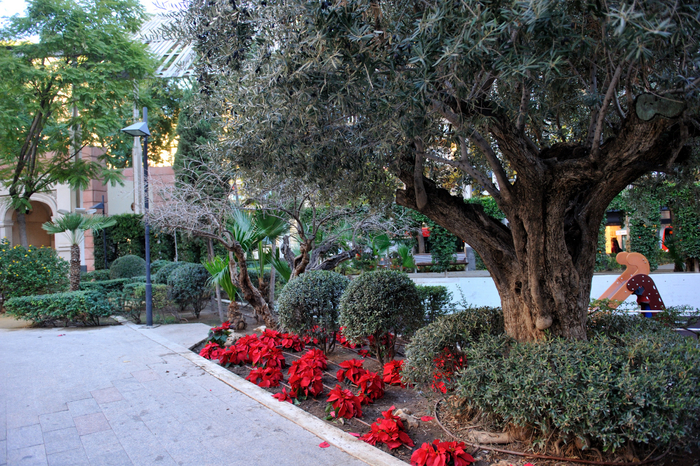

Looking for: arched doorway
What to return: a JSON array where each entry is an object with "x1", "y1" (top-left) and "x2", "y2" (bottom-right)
[{"x1": 10, "y1": 201, "x2": 54, "y2": 248}]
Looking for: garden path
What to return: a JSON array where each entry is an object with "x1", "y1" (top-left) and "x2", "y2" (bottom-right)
[{"x1": 0, "y1": 323, "x2": 396, "y2": 466}]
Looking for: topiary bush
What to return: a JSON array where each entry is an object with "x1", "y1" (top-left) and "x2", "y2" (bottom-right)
[
  {"x1": 454, "y1": 328, "x2": 700, "y2": 453},
  {"x1": 416, "y1": 285, "x2": 454, "y2": 323},
  {"x1": 167, "y1": 263, "x2": 211, "y2": 318},
  {"x1": 81, "y1": 269, "x2": 111, "y2": 282},
  {"x1": 339, "y1": 270, "x2": 424, "y2": 364},
  {"x1": 278, "y1": 270, "x2": 350, "y2": 353},
  {"x1": 153, "y1": 261, "x2": 188, "y2": 284},
  {"x1": 0, "y1": 239, "x2": 69, "y2": 310},
  {"x1": 80, "y1": 278, "x2": 133, "y2": 295},
  {"x1": 150, "y1": 259, "x2": 171, "y2": 275},
  {"x1": 403, "y1": 306, "x2": 504, "y2": 392},
  {"x1": 109, "y1": 254, "x2": 146, "y2": 279},
  {"x1": 5, "y1": 290, "x2": 116, "y2": 326}
]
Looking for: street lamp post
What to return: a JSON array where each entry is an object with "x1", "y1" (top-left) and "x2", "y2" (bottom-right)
[
  {"x1": 90, "y1": 195, "x2": 108, "y2": 270},
  {"x1": 121, "y1": 108, "x2": 153, "y2": 327}
]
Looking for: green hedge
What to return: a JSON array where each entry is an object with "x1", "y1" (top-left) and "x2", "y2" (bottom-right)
[
  {"x1": 5, "y1": 291, "x2": 116, "y2": 326},
  {"x1": 81, "y1": 269, "x2": 111, "y2": 282},
  {"x1": 79, "y1": 278, "x2": 133, "y2": 295},
  {"x1": 153, "y1": 261, "x2": 188, "y2": 284},
  {"x1": 109, "y1": 255, "x2": 146, "y2": 279},
  {"x1": 167, "y1": 263, "x2": 211, "y2": 317},
  {"x1": 455, "y1": 330, "x2": 700, "y2": 452}
]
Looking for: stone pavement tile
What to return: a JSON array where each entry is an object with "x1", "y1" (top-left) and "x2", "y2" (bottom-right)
[
  {"x1": 79, "y1": 430, "x2": 124, "y2": 460},
  {"x1": 163, "y1": 441, "x2": 224, "y2": 466},
  {"x1": 180, "y1": 417, "x2": 226, "y2": 441},
  {"x1": 7, "y1": 424, "x2": 43, "y2": 451},
  {"x1": 46, "y1": 448, "x2": 90, "y2": 466},
  {"x1": 126, "y1": 450, "x2": 177, "y2": 466},
  {"x1": 7, "y1": 444, "x2": 47, "y2": 466},
  {"x1": 96, "y1": 400, "x2": 135, "y2": 423},
  {"x1": 6, "y1": 413, "x2": 39, "y2": 430},
  {"x1": 33, "y1": 401, "x2": 67, "y2": 416},
  {"x1": 109, "y1": 378, "x2": 142, "y2": 395},
  {"x1": 38, "y1": 411, "x2": 73, "y2": 433},
  {"x1": 90, "y1": 389, "x2": 123, "y2": 406},
  {"x1": 86, "y1": 450, "x2": 133, "y2": 466},
  {"x1": 73, "y1": 414, "x2": 110, "y2": 436},
  {"x1": 131, "y1": 370, "x2": 159, "y2": 383},
  {"x1": 107, "y1": 413, "x2": 150, "y2": 439},
  {"x1": 0, "y1": 439, "x2": 6, "y2": 464},
  {"x1": 67, "y1": 399, "x2": 101, "y2": 418},
  {"x1": 59, "y1": 390, "x2": 93, "y2": 404},
  {"x1": 42, "y1": 427, "x2": 82, "y2": 455}
]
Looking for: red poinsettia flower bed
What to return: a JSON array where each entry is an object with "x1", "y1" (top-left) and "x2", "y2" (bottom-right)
[
  {"x1": 410, "y1": 439, "x2": 475, "y2": 466},
  {"x1": 272, "y1": 387, "x2": 296, "y2": 403},
  {"x1": 357, "y1": 371, "x2": 385, "y2": 404},
  {"x1": 246, "y1": 367, "x2": 284, "y2": 388},
  {"x1": 287, "y1": 350, "x2": 325, "y2": 398},
  {"x1": 199, "y1": 342, "x2": 222, "y2": 359},
  {"x1": 279, "y1": 333, "x2": 305, "y2": 352},
  {"x1": 326, "y1": 385, "x2": 363, "y2": 420},
  {"x1": 336, "y1": 359, "x2": 367, "y2": 384},
  {"x1": 361, "y1": 406, "x2": 415, "y2": 450}
]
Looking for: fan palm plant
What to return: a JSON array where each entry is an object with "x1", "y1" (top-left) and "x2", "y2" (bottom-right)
[{"x1": 42, "y1": 212, "x2": 116, "y2": 291}]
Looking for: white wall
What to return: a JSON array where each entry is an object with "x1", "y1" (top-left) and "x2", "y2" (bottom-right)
[{"x1": 412, "y1": 273, "x2": 700, "y2": 310}]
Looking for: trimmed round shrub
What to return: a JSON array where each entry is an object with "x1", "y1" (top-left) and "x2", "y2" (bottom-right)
[
  {"x1": 278, "y1": 270, "x2": 350, "y2": 353},
  {"x1": 0, "y1": 239, "x2": 69, "y2": 309},
  {"x1": 150, "y1": 260, "x2": 171, "y2": 275},
  {"x1": 454, "y1": 328, "x2": 700, "y2": 453},
  {"x1": 153, "y1": 261, "x2": 187, "y2": 285},
  {"x1": 403, "y1": 306, "x2": 503, "y2": 391},
  {"x1": 109, "y1": 255, "x2": 146, "y2": 279},
  {"x1": 81, "y1": 269, "x2": 110, "y2": 282},
  {"x1": 339, "y1": 270, "x2": 423, "y2": 364},
  {"x1": 167, "y1": 263, "x2": 211, "y2": 318}
]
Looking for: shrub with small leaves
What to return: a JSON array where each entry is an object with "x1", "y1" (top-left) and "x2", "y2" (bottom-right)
[
  {"x1": 0, "y1": 239, "x2": 69, "y2": 309},
  {"x1": 455, "y1": 327, "x2": 700, "y2": 452},
  {"x1": 109, "y1": 254, "x2": 146, "y2": 279},
  {"x1": 150, "y1": 259, "x2": 171, "y2": 274},
  {"x1": 81, "y1": 269, "x2": 111, "y2": 282},
  {"x1": 403, "y1": 306, "x2": 503, "y2": 391},
  {"x1": 5, "y1": 290, "x2": 115, "y2": 326},
  {"x1": 167, "y1": 263, "x2": 212, "y2": 318},
  {"x1": 278, "y1": 270, "x2": 350, "y2": 353},
  {"x1": 339, "y1": 270, "x2": 423, "y2": 364},
  {"x1": 153, "y1": 261, "x2": 188, "y2": 284}
]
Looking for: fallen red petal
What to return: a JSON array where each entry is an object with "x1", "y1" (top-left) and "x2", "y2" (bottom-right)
[
  {"x1": 349, "y1": 432, "x2": 360, "y2": 437},
  {"x1": 319, "y1": 442, "x2": 330, "y2": 448},
  {"x1": 420, "y1": 416, "x2": 434, "y2": 422}
]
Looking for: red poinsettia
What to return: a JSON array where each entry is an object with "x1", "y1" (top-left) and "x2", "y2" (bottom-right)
[
  {"x1": 199, "y1": 342, "x2": 222, "y2": 359},
  {"x1": 259, "y1": 328, "x2": 282, "y2": 347},
  {"x1": 326, "y1": 385, "x2": 363, "y2": 420},
  {"x1": 383, "y1": 360, "x2": 405, "y2": 387},
  {"x1": 357, "y1": 371, "x2": 385, "y2": 404},
  {"x1": 357, "y1": 349, "x2": 371, "y2": 358},
  {"x1": 300, "y1": 348, "x2": 328, "y2": 370},
  {"x1": 361, "y1": 406, "x2": 414, "y2": 450},
  {"x1": 410, "y1": 439, "x2": 475, "y2": 466},
  {"x1": 336, "y1": 359, "x2": 367, "y2": 384},
  {"x1": 431, "y1": 348, "x2": 466, "y2": 394},
  {"x1": 216, "y1": 345, "x2": 248, "y2": 366},
  {"x1": 288, "y1": 358, "x2": 324, "y2": 398},
  {"x1": 336, "y1": 327, "x2": 358, "y2": 349},
  {"x1": 278, "y1": 333, "x2": 305, "y2": 352},
  {"x1": 250, "y1": 344, "x2": 286, "y2": 369},
  {"x1": 246, "y1": 367, "x2": 283, "y2": 388},
  {"x1": 272, "y1": 388, "x2": 297, "y2": 403}
]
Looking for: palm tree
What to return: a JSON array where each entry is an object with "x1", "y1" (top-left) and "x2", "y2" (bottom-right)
[{"x1": 42, "y1": 212, "x2": 117, "y2": 291}]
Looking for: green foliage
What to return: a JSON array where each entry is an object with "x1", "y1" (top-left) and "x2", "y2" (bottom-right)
[
  {"x1": 278, "y1": 270, "x2": 350, "y2": 353},
  {"x1": 454, "y1": 328, "x2": 700, "y2": 452},
  {"x1": 202, "y1": 256, "x2": 237, "y2": 300},
  {"x1": 167, "y1": 263, "x2": 211, "y2": 318},
  {"x1": 0, "y1": 0, "x2": 153, "y2": 221},
  {"x1": 118, "y1": 283, "x2": 173, "y2": 324},
  {"x1": 403, "y1": 307, "x2": 504, "y2": 390},
  {"x1": 594, "y1": 219, "x2": 609, "y2": 272},
  {"x1": 665, "y1": 185, "x2": 700, "y2": 260},
  {"x1": 80, "y1": 278, "x2": 133, "y2": 295},
  {"x1": 630, "y1": 218, "x2": 659, "y2": 271},
  {"x1": 416, "y1": 285, "x2": 454, "y2": 324},
  {"x1": 81, "y1": 269, "x2": 111, "y2": 282},
  {"x1": 109, "y1": 255, "x2": 146, "y2": 279},
  {"x1": 153, "y1": 261, "x2": 188, "y2": 285},
  {"x1": 5, "y1": 290, "x2": 115, "y2": 326},
  {"x1": 429, "y1": 225, "x2": 459, "y2": 273},
  {"x1": 150, "y1": 260, "x2": 171, "y2": 274},
  {"x1": 339, "y1": 270, "x2": 424, "y2": 363},
  {"x1": 0, "y1": 239, "x2": 69, "y2": 309},
  {"x1": 466, "y1": 197, "x2": 506, "y2": 221}
]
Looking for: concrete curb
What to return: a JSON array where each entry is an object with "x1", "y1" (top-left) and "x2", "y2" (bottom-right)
[{"x1": 115, "y1": 317, "x2": 408, "y2": 466}]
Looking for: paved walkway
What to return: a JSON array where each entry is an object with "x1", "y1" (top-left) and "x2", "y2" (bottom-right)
[{"x1": 0, "y1": 323, "x2": 386, "y2": 466}]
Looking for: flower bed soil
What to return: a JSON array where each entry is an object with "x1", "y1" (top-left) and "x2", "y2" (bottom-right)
[{"x1": 191, "y1": 305, "x2": 696, "y2": 466}]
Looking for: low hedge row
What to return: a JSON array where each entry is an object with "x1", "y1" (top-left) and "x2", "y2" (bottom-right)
[{"x1": 5, "y1": 291, "x2": 115, "y2": 326}]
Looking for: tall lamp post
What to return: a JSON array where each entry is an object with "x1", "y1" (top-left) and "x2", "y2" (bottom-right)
[{"x1": 121, "y1": 108, "x2": 153, "y2": 327}]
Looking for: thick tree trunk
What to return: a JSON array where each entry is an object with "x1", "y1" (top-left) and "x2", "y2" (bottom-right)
[
  {"x1": 70, "y1": 243, "x2": 81, "y2": 291},
  {"x1": 397, "y1": 111, "x2": 684, "y2": 341},
  {"x1": 16, "y1": 212, "x2": 29, "y2": 248},
  {"x1": 228, "y1": 246, "x2": 276, "y2": 329}
]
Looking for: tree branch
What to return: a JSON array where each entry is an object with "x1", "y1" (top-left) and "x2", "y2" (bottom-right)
[{"x1": 591, "y1": 64, "x2": 623, "y2": 155}]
